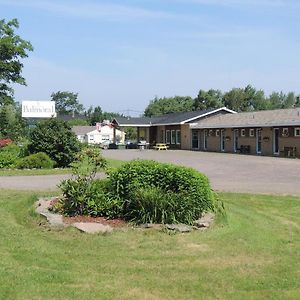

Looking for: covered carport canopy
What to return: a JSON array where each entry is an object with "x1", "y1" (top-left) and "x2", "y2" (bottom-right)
[{"x1": 111, "y1": 116, "x2": 153, "y2": 143}]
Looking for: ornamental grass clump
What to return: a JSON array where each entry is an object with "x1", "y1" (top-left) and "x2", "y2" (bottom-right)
[
  {"x1": 59, "y1": 158, "x2": 220, "y2": 225},
  {"x1": 108, "y1": 160, "x2": 215, "y2": 224}
]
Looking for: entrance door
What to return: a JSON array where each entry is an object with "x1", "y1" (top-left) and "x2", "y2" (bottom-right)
[
  {"x1": 273, "y1": 128, "x2": 279, "y2": 155},
  {"x1": 256, "y1": 129, "x2": 262, "y2": 154},
  {"x1": 203, "y1": 130, "x2": 208, "y2": 150},
  {"x1": 233, "y1": 129, "x2": 239, "y2": 152},
  {"x1": 192, "y1": 130, "x2": 199, "y2": 149},
  {"x1": 220, "y1": 130, "x2": 225, "y2": 152}
]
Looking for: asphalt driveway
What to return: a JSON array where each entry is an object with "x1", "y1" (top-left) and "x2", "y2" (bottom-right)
[
  {"x1": 0, "y1": 150, "x2": 299, "y2": 196},
  {"x1": 103, "y1": 150, "x2": 300, "y2": 196}
]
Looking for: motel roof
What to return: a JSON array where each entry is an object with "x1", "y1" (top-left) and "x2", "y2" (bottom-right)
[
  {"x1": 112, "y1": 107, "x2": 235, "y2": 127},
  {"x1": 191, "y1": 107, "x2": 300, "y2": 129}
]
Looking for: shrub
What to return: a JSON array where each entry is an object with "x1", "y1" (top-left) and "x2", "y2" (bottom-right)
[
  {"x1": 28, "y1": 119, "x2": 81, "y2": 167},
  {"x1": 0, "y1": 144, "x2": 21, "y2": 168},
  {"x1": 58, "y1": 148, "x2": 117, "y2": 216},
  {"x1": 108, "y1": 160, "x2": 214, "y2": 224},
  {"x1": 59, "y1": 159, "x2": 217, "y2": 225},
  {"x1": 16, "y1": 152, "x2": 54, "y2": 169}
]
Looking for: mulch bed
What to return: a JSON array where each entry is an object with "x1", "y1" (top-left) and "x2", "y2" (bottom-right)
[
  {"x1": 50, "y1": 197, "x2": 127, "y2": 228},
  {"x1": 63, "y1": 215, "x2": 127, "y2": 228}
]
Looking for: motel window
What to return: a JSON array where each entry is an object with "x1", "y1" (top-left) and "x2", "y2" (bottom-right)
[
  {"x1": 241, "y1": 129, "x2": 246, "y2": 137},
  {"x1": 166, "y1": 130, "x2": 171, "y2": 144},
  {"x1": 282, "y1": 128, "x2": 289, "y2": 137},
  {"x1": 171, "y1": 130, "x2": 176, "y2": 144},
  {"x1": 295, "y1": 128, "x2": 300, "y2": 137},
  {"x1": 249, "y1": 129, "x2": 254, "y2": 137},
  {"x1": 215, "y1": 129, "x2": 220, "y2": 137},
  {"x1": 209, "y1": 129, "x2": 213, "y2": 136},
  {"x1": 176, "y1": 130, "x2": 181, "y2": 144}
]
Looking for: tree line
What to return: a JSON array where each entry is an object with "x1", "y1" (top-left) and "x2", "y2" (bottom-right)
[{"x1": 144, "y1": 86, "x2": 300, "y2": 117}]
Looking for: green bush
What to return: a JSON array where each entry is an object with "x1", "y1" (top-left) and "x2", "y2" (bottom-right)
[
  {"x1": 59, "y1": 159, "x2": 216, "y2": 225},
  {"x1": 28, "y1": 119, "x2": 81, "y2": 167},
  {"x1": 108, "y1": 160, "x2": 214, "y2": 224},
  {"x1": 0, "y1": 144, "x2": 21, "y2": 168},
  {"x1": 16, "y1": 152, "x2": 54, "y2": 169},
  {"x1": 59, "y1": 179, "x2": 122, "y2": 217}
]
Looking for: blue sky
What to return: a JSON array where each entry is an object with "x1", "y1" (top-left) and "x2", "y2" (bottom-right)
[{"x1": 1, "y1": 0, "x2": 300, "y2": 115}]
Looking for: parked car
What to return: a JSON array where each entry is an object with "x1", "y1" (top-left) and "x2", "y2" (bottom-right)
[
  {"x1": 99, "y1": 140, "x2": 110, "y2": 150},
  {"x1": 125, "y1": 140, "x2": 137, "y2": 149}
]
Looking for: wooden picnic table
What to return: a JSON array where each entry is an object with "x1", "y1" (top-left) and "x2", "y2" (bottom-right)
[{"x1": 153, "y1": 143, "x2": 169, "y2": 150}]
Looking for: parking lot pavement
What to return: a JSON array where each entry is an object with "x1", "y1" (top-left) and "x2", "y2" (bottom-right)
[{"x1": 102, "y1": 149, "x2": 300, "y2": 196}]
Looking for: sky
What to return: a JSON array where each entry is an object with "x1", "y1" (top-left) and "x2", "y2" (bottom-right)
[{"x1": 1, "y1": 0, "x2": 300, "y2": 116}]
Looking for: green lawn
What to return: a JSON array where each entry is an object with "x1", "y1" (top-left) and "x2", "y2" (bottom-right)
[
  {"x1": 0, "y1": 159, "x2": 124, "y2": 176},
  {"x1": 0, "y1": 190, "x2": 299, "y2": 299}
]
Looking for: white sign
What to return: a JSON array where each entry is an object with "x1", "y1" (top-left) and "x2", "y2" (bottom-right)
[{"x1": 22, "y1": 101, "x2": 56, "y2": 118}]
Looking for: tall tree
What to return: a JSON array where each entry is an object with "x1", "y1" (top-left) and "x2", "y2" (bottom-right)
[
  {"x1": 0, "y1": 104, "x2": 25, "y2": 140},
  {"x1": 144, "y1": 96, "x2": 194, "y2": 117},
  {"x1": 0, "y1": 18, "x2": 33, "y2": 105},
  {"x1": 51, "y1": 91, "x2": 84, "y2": 115},
  {"x1": 193, "y1": 89, "x2": 223, "y2": 110}
]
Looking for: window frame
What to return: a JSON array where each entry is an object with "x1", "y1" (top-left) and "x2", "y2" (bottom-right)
[
  {"x1": 294, "y1": 127, "x2": 300, "y2": 137},
  {"x1": 249, "y1": 129, "x2": 254, "y2": 137},
  {"x1": 166, "y1": 130, "x2": 171, "y2": 144},
  {"x1": 241, "y1": 129, "x2": 246, "y2": 137},
  {"x1": 176, "y1": 130, "x2": 181, "y2": 144},
  {"x1": 215, "y1": 129, "x2": 220, "y2": 137},
  {"x1": 171, "y1": 130, "x2": 176, "y2": 144}
]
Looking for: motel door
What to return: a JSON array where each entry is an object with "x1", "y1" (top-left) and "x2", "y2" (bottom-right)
[
  {"x1": 256, "y1": 129, "x2": 262, "y2": 154},
  {"x1": 233, "y1": 129, "x2": 239, "y2": 152},
  {"x1": 192, "y1": 130, "x2": 200, "y2": 149},
  {"x1": 273, "y1": 128, "x2": 279, "y2": 155},
  {"x1": 220, "y1": 130, "x2": 225, "y2": 152}
]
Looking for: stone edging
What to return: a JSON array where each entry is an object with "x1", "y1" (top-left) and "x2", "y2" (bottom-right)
[{"x1": 35, "y1": 197, "x2": 215, "y2": 234}]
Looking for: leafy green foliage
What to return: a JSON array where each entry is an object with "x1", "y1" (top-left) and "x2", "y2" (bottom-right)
[
  {"x1": 144, "y1": 96, "x2": 194, "y2": 117},
  {"x1": 28, "y1": 118, "x2": 81, "y2": 167},
  {"x1": 58, "y1": 147, "x2": 118, "y2": 216},
  {"x1": 59, "y1": 159, "x2": 216, "y2": 224},
  {"x1": 0, "y1": 18, "x2": 33, "y2": 104},
  {"x1": 0, "y1": 104, "x2": 26, "y2": 140},
  {"x1": 51, "y1": 91, "x2": 84, "y2": 115},
  {"x1": 0, "y1": 143, "x2": 21, "y2": 168},
  {"x1": 16, "y1": 152, "x2": 54, "y2": 169},
  {"x1": 108, "y1": 160, "x2": 214, "y2": 224},
  {"x1": 144, "y1": 85, "x2": 300, "y2": 116}
]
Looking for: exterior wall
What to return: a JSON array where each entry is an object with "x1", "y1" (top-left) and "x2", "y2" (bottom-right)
[
  {"x1": 181, "y1": 124, "x2": 191, "y2": 150},
  {"x1": 155, "y1": 126, "x2": 165, "y2": 143},
  {"x1": 193, "y1": 126, "x2": 300, "y2": 158}
]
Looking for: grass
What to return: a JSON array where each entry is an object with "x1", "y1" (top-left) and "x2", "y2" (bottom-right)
[
  {"x1": 0, "y1": 190, "x2": 299, "y2": 299},
  {"x1": 0, "y1": 159, "x2": 124, "y2": 176}
]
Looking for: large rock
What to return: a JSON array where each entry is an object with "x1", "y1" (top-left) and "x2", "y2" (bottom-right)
[
  {"x1": 73, "y1": 222, "x2": 113, "y2": 234},
  {"x1": 193, "y1": 212, "x2": 215, "y2": 228},
  {"x1": 166, "y1": 224, "x2": 192, "y2": 233},
  {"x1": 36, "y1": 198, "x2": 65, "y2": 228}
]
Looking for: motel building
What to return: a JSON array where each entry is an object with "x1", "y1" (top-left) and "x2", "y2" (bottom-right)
[{"x1": 112, "y1": 107, "x2": 300, "y2": 158}]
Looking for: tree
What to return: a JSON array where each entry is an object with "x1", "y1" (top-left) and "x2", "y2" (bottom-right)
[
  {"x1": 28, "y1": 119, "x2": 81, "y2": 167},
  {"x1": 144, "y1": 96, "x2": 194, "y2": 117},
  {"x1": 51, "y1": 91, "x2": 84, "y2": 115},
  {"x1": 193, "y1": 89, "x2": 224, "y2": 110},
  {"x1": 0, "y1": 18, "x2": 33, "y2": 105},
  {"x1": 0, "y1": 104, "x2": 25, "y2": 140},
  {"x1": 88, "y1": 106, "x2": 103, "y2": 125},
  {"x1": 223, "y1": 85, "x2": 267, "y2": 112}
]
